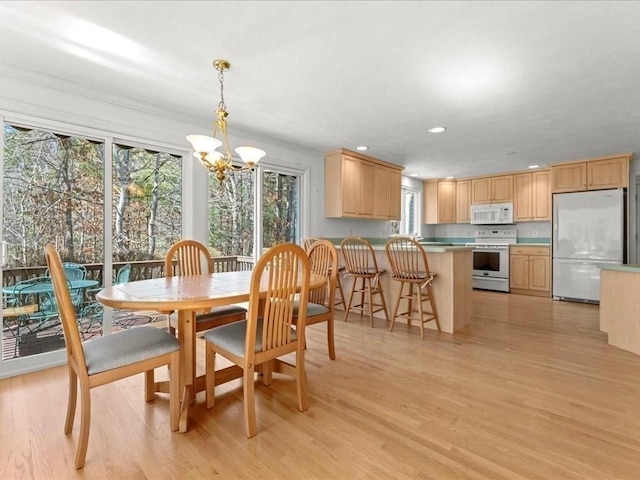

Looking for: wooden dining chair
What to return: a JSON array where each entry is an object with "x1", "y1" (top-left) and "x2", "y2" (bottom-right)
[
  {"x1": 204, "y1": 242, "x2": 311, "y2": 438},
  {"x1": 303, "y1": 236, "x2": 346, "y2": 311},
  {"x1": 293, "y1": 239, "x2": 338, "y2": 359},
  {"x1": 164, "y1": 239, "x2": 247, "y2": 336},
  {"x1": 385, "y1": 237, "x2": 440, "y2": 338},
  {"x1": 340, "y1": 237, "x2": 389, "y2": 326},
  {"x1": 44, "y1": 244, "x2": 180, "y2": 469}
]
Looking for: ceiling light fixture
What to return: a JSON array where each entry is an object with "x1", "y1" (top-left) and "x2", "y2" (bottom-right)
[
  {"x1": 428, "y1": 126, "x2": 447, "y2": 134},
  {"x1": 187, "y1": 59, "x2": 266, "y2": 183},
  {"x1": 356, "y1": 145, "x2": 369, "y2": 151},
  {"x1": 528, "y1": 164, "x2": 540, "y2": 169}
]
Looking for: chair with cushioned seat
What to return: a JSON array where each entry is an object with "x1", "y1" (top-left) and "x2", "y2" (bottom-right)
[
  {"x1": 341, "y1": 237, "x2": 389, "y2": 327},
  {"x1": 385, "y1": 237, "x2": 441, "y2": 338},
  {"x1": 204, "y1": 242, "x2": 311, "y2": 438},
  {"x1": 293, "y1": 239, "x2": 338, "y2": 359},
  {"x1": 44, "y1": 243, "x2": 180, "y2": 469}
]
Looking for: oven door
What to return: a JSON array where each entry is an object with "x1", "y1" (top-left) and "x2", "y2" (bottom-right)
[{"x1": 472, "y1": 246, "x2": 509, "y2": 279}]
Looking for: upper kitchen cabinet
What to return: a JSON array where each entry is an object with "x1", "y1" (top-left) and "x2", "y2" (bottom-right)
[
  {"x1": 325, "y1": 149, "x2": 404, "y2": 220},
  {"x1": 471, "y1": 175, "x2": 513, "y2": 204},
  {"x1": 424, "y1": 179, "x2": 456, "y2": 224},
  {"x1": 514, "y1": 170, "x2": 551, "y2": 222},
  {"x1": 551, "y1": 154, "x2": 631, "y2": 193},
  {"x1": 456, "y1": 179, "x2": 471, "y2": 223}
]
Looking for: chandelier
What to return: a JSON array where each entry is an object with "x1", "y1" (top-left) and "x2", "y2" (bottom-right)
[{"x1": 187, "y1": 59, "x2": 266, "y2": 183}]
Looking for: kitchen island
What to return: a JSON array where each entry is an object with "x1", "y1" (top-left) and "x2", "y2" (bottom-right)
[
  {"x1": 336, "y1": 243, "x2": 473, "y2": 334},
  {"x1": 599, "y1": 263, "x2": 640, "y2": 355}
]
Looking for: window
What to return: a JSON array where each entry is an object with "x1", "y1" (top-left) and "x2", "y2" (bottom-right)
[
  {"x1": 207, "y1": 164, "x2": 302, "y2": 261},
  {"x1": 390, "y1": 187, "x2": 421, "y2": 236}
]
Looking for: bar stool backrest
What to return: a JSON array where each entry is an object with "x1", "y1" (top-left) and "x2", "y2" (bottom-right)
[{"x1": 340, "y1": 237, "x2": 379, "y2": 275}]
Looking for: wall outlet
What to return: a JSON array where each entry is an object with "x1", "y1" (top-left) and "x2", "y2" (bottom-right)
[{"x1": 533, "y1": 229, "x2": 538, "y2": 237}]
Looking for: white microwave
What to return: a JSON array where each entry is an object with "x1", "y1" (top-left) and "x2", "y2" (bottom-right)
[{"x1": 470, "y1": 202, "x2": 514, "y2": 225}]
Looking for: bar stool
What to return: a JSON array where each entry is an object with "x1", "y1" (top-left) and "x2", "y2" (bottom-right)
[
  {"x1": 340, "y1": 237, "x2": 389, "y2": 326},
  {"x1": 303, "y1": 237, "x2": 346, "y2": 310},
  {"x1": 385, "y1": 237, "x2": 440, "y2": 338}
]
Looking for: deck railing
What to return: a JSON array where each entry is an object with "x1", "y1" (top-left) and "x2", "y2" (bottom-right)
[{"x1": 2, "y1": 256, "x2": 254, "y2": 289}]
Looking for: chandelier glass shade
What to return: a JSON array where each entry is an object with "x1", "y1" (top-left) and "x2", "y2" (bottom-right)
[{"x1": 187, "y1": 59, "x2": 266, "y2": 182}]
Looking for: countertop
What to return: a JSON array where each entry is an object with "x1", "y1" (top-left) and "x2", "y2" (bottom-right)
[
  {"x1": 511, "y1": 243, "x2": 551, "y2": 247},
  {"x1": 598, "y1": 264, "x2": 640, "y2": 273}
]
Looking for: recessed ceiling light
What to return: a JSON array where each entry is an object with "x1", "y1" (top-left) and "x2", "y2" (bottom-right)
[
  {"x1": 356, "y1": 145, "x2": 368, "y2": 151},
  {"x1": 428, "y1": 126, "x2": 447, "y2": 134},
  {"x1": 445, "y1": 176, "x2": 455, "y2": 179},
  {"x1": 528, "y1": 164, "x2": 540, "y2": 169},
  {"x1": 410, "y1": 173, "x2": 419, "y2": 177}
]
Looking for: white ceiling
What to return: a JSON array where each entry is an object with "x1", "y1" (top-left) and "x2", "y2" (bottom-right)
[{"x1": 1, "y1": 1, "x2": 640, "y2": 179}]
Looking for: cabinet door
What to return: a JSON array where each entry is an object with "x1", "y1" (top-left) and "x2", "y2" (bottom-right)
[
  {"x1": 509, "y1": 255, "x2": 529, "y2": 290},
  {"x1": 588, "y1": 157, "x2": 629, "y2": 190},
  {"x1": 387, "y1": 169, "x2": 402, "y2": 219},
  {"x1": 471, "y1": 178, "x2": 491, "y2": 204},
  {"x1": 342, "y1": 155, "x2": 360, "y2": 216},
  {"x1": 456, "y1": 180, "x2": 471, "y2": 223},
  {"x1": 359, "y1": 160, "x2": 375, "y2": 217},
  {"x1": 531, "y1": 170, "x2": 551, "y2": 221},
  {"x1": 514, "y1": 173, "x2": 532, "y2": 221},
  {"x1": 552, "y1": 163, "x2": 587, "y2": 193},
  {"x1": 373, "y1": 165, "x2": 390, "y2": 218},
  {"x1": 529, "y1": 255, "x2": 550, "y2": 291},
  {"x1": 438, "y1": 181, "x2": 457, "y2": 224},
  {"x1": 491, "y1": 175, "x2": 513, "y2": 202}
]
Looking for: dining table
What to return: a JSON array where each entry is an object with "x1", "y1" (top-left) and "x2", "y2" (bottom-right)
[{"x1": 95, "y1": 270, "x2": 324, "y2": 432}]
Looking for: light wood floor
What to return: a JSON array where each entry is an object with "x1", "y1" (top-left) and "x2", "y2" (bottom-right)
[{"x1": 2, "y1": 290, "x2": 640, "y2": 479}]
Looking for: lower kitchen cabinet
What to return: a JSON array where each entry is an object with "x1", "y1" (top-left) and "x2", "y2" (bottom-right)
[{"x1": 510, "y1": 245, "x2": 550, "y2": 297}]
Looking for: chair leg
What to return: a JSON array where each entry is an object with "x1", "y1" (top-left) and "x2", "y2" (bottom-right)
[
  {"x1": 65, "y1": 366, "x2": 78, "y2": 434},
  {"x1": 416, "y1": 286, "x2": 425, "y2": 339},
  {"x1": 427, "y1": 284, "x2": 441, "y2": 331},
  {"x1": 327, "y1": 316, "x2": 336, "y2": 360},
  {"x1": 169, "y1": 350, "x2": 180, "y2": 432},
  {"x1": 366, "y1": 278, "x2": 375, "y2": 327},
  {"x1": 296, "y1": 346, "x2": 309, "y2": 412},
  {"x1": 75, "y1": 377, "x2": 92, "y2": 469},
  {"x1": 376, "y1": 279, "x2": 389, "y2": 323},
  {"x1": 343, "y1": 276, "x2": 357, "y2": 322},
  {"x1": 335, "y1": 274, "x2": 346, "y2": 309},
  {"x1": 389, "y1": 280, "x2": 403, "y2": 332},
  {"x1": 145, "y1": 369, "x2": 155, "y2": 402},
  {"x1": 243, "y1": 366, "x2": 257, "y2": 438},
  {"x1": 206, "y1": 343, "x2": 215, "y2": 409}
]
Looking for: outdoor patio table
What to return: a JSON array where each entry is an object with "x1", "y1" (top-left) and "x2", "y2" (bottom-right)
[
  {"x1": 95, "y1": 270, "x2": 324, "y2": 433},
  {"x1": 3, "y1": 279, "x2": 99, "y2": 296}
]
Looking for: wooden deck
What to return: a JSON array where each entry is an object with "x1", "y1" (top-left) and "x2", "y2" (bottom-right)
[
  {"x1": 2, "y1": 291, "x2": 640, "y2": 479},
  {"x1": 2, "y1": 310, "x2": 168, "y2": 360}
]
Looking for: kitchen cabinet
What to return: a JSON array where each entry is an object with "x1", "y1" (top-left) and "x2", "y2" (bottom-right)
[
  {"x1": 471, "y1": 175, "x2": 513, "y2": 204},
  {"x1": 424, "y1": 180, "x2": 456, "y2": 224},
  {"x1": 373, "y1": 164, "x2": 402, "y2": 218},
  {"x1": 551, "y1": 154, "x2": 630, "y2": 193},
  {"x1": 456, "y1": 179, "x2": 471, "y2": 223},
  {"x1": 325, "y1": 149, "x2": 404, "y2": 219},
  {"x1": 509, "y1": 245, "x2": 550, "y2": 297},
  {"x1": 514, "y1": 170, "x2": 551, "y2": 222}
]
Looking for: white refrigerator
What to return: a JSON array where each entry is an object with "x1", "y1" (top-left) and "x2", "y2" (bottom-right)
[{"x1": 552, "y1": 188, "x2": 625, "y2": 303}]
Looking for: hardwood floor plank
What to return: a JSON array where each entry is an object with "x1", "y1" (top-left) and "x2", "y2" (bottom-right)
[{"x1": 2, "y1": 291, "x2": 640, "y2": 479}]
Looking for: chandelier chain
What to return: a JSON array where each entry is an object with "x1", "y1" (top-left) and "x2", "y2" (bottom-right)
[{"x1": 217, "y1": 67, "x2": 226, "y2": 111}]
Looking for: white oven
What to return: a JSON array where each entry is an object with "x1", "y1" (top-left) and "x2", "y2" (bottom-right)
[{"x1": 468, "y1": 229, "x2": 517, "y2": 293}]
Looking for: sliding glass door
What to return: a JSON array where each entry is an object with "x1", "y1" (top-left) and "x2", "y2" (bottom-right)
[
  {"x1": 1, "y1": 122, "x2": 104, "y2": 362},
  {"x1": 1, "y1": 119, "x2": 186, "y2": 375}
]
